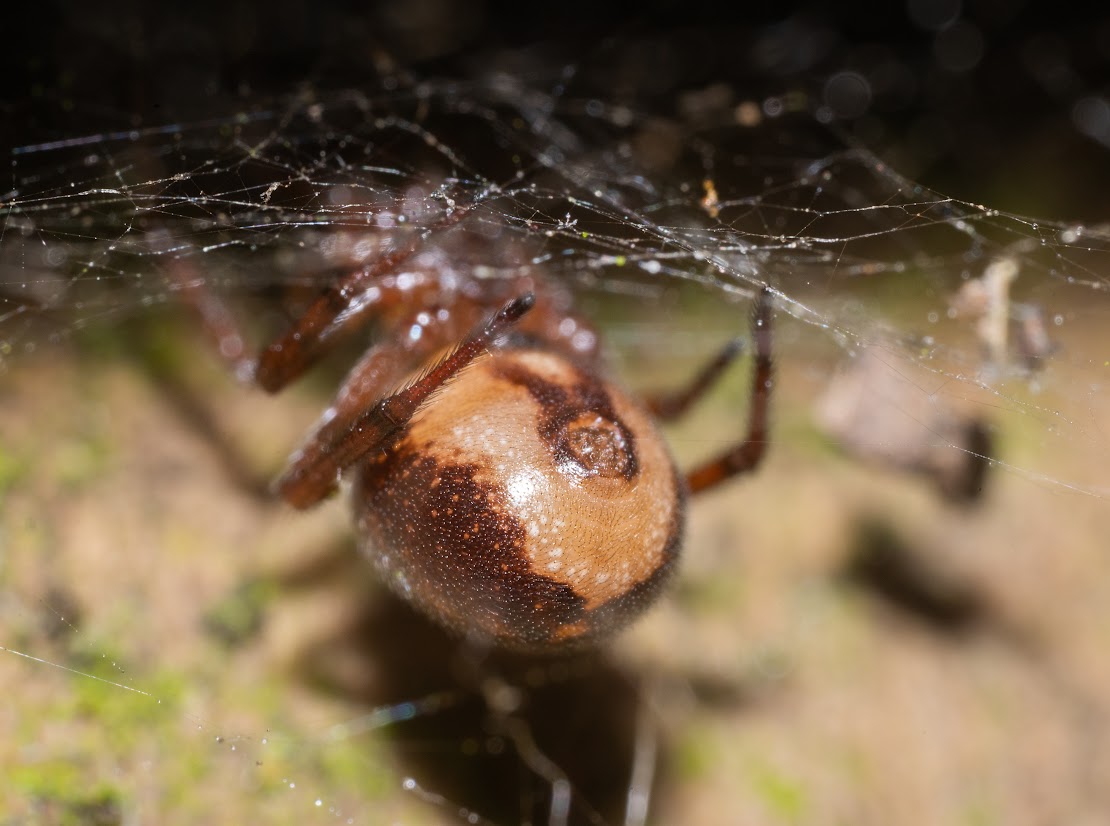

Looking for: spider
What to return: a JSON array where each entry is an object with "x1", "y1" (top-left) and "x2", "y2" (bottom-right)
[{"x1": 171, "y1": 212, "x2": 773, "y2": 652}]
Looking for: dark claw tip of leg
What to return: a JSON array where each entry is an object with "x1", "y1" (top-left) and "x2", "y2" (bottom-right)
[{"x1": 497, "y1": 292, "x2": 536, "y2": 324}]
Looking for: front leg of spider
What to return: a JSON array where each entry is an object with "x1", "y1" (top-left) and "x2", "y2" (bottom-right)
[
  {"x1": 276, "y1": 293, "x2": 536, "y2": 509},
  {"x1": 254, "y1": 205, "x2": 473, "y2": 392}
]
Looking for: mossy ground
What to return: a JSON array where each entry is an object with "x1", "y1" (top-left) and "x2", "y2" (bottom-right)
[{"x1": 2, "y1": 292, "x2": 1108, "y2": 824}]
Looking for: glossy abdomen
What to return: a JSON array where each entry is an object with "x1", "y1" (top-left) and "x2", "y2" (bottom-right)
[{"x1": 352, "y1": 347, "x2": 685, "y2": 651}]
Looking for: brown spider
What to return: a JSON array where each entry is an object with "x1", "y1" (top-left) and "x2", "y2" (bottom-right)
[{"x1": 172, "y1": 214, "x2": 773, "y2": 652}]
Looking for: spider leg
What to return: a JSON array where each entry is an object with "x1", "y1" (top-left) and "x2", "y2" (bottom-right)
[
  {"x1": 156, "y1": 206, "x2": 471, "y2": 393},
  {"x1": 276, "y1": 293, "x2": 535, "y2": 509},
  {"x1": 685, "y1": 288, "x2": 773, "y2": 495},
  {"x1": 275, "y1": 300, "x2": 486, "y2": 503},
  {"x1": 154, "y1": 231, "x2": 255, "y2": 382},
  {"x1": 644, "y1": 337, "x2": 745, "y2": 421},
  {"x1": 155, "y1": 230, "x2": 415, "y2": 386},
  {"x1": 254, "y1": 206, "x2": 471, "y2": 392},
  {"x1": 289, "y1": 277, "x2": 570, "y2": 456}
]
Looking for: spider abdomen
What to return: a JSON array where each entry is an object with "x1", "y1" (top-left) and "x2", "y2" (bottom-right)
[{"x1": 352, "y1": 347, "x2": 685, "y2": 651}]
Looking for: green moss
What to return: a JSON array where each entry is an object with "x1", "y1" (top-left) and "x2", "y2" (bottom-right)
[
  {"x1": 961, "y1": 800, "x2": 999, "y2": 826},
  {"x1": 0, "y1": 441, "x2": 30, "y2": 499},
  {"x1": 674, "y1": 724, "x2": 718, "y2": 781},
  {"x1": 11, "y1": 763, "x2": 124, "y2": 826},
  {"x1": 746, "y1": 757, "x2": 809, "y2": 824},
  {"x1": 203, "y1": 578, "x2": 280, "y2": 646},
  {"x1": 10, "y1": 759, "x2": 84, "y2": 801},
  {"x1": 314, "y1": 738, "x2": 394, "y2": 801},
  {"x1": 129, "y1": 316, "x2": 197, "y2": 381},
  {"x1": 674, "y1": 572, "x2": 744, "y2": 614},
  {"x1": 53, "y1": 432, "x2": 114, "y2": 489},
  {"x1": 57, "y1": 646, "x2": 184, "y2": 739},
  {"x1": 71, "y1": 310, "x2": 203, "y2": 382},
  {"x1": 10, "y1": 655, "x2": 208, "y2": 820},
  {"x1": 70, "y1": 319, "x2": 133, "y2": 363}
]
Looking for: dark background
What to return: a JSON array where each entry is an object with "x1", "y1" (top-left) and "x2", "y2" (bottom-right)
[{"x1": 3, "y1": 0, "x2": 1109, "y2": 218}]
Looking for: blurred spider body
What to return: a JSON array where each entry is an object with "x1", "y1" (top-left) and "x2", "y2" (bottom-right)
[{"x1": 183, "y1": 219, "x2": 773, "y2": 651}]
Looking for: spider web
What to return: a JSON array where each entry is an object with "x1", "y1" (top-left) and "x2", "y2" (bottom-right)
[{"x1": 2, "y1": 39, "x2": 1110, "y2": 826}]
